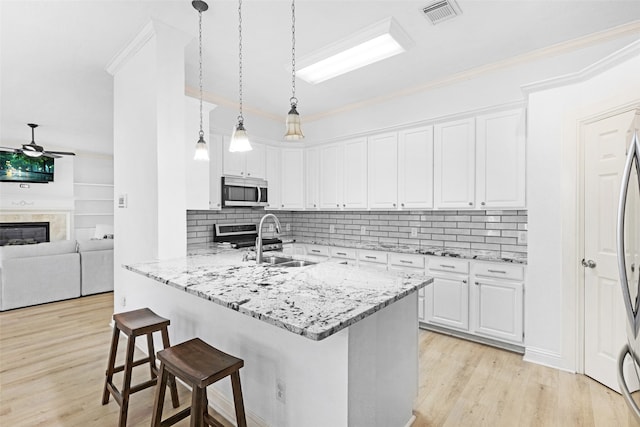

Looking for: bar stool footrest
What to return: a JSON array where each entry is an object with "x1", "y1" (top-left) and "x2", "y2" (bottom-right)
[{"x1": 160, "y1": 407, "x2": 191, "y2": 427}]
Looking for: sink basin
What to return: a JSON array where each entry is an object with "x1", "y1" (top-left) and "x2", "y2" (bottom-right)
[
  {"x1": 277, "y1": 260, "x2": 317, "y2": 268},
  {"x1": 261, "y1": 255, "x2": 292, "y2": 265}
]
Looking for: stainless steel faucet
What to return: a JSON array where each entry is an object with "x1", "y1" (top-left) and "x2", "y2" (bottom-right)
[{"x1": 256, "y1": 213, "x2": 281, "y2": 264}]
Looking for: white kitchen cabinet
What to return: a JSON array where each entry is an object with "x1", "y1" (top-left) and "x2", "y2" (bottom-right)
[
  {"x1": 358, "y1": 249, "x2": 388, "y2": 270},
  {"x1": 319, "y1": 143, "x2": 343, "y2": 209},
  {"x1": 265, "y1": 145, "x2": 281, "y2": 210},
  {"x1": 208, "y1": 134, "x2": 223, "y2": 210},
  {"x1": 476, "y1": 109, "x2": 526, "y2": 208},
  {"x1": 425, "y1": 258, "x2": 470, "y2": 331},
  {"x1": 305, "y1": 147, "x2": 319, "y2": 209},
  {"x1": 398, "y1": 126, "x2": 433, "y2": 209},
  {"x1": 280, "y1": 148, "x2": 304, "y2": 210},
  {"x1": 388, "y1": 253, "x2": 427, "y2": 321},
  {"x1": 470, "y1": 262, "x2": 524, "y2": 344},
  {"x1": 318, "y1": 139, "x2": 367, "y2": 210},
  {"x1": 330, "y1": 247, "x2": 357, "y2": 265},
  {"x1": 222, "y1": 139, "x2": 266, "y2": 179},
  {"x1": 368, "y1": 132, "x2": 398, "y2": 209},
  {"x1": 342, "y1": 138, "x2": 368, "y2": 209},
  {"x1": 434, "y1": 118, "x2": 476, "y2": 209}
]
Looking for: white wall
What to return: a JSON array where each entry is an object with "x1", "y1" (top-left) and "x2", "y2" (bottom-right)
[
  {"x1": 525, "y1": 44, "x2": 640, "y2": 371},
  {"x1": 110, "y1": 20, "x2": 190, "y2": 314}
]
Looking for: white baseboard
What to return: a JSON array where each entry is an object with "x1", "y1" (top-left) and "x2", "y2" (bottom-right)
[
  {"x1": 207, "y1": 386, "x2": 269, "y2": 427},
  {"x1": 404, "y1": 414, "x2": 417, "y2": 427},
  {"x1": 523, "y1": 346, "x2": 575, "y2": 373}
]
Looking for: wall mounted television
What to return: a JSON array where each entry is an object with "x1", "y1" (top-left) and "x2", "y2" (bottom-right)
[{"x1": 0, "y1": 151, "x2": 54, "y2": 183}]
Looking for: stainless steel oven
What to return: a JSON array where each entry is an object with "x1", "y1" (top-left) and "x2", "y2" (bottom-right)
[{"x1": 221, "y1": 176, "x2": 268, "y2": 207}]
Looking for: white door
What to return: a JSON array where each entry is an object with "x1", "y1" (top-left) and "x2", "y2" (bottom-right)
[
  {"x1": 398, "y1": 126, "x2": 434, "y2": 209},
  {"x1": 434, "y1": 118, "x2": 476, "y2": 209},
  {"x1": 368, "y1": 132, "x2": 398, "y2": 209},
  {"x1": 584, "y1": 110, "x2": 638, "y2": 391}
]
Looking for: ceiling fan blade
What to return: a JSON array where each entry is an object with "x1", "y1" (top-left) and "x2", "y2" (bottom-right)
[
  {"x1": 42, "y1": 152, "x2": 62, "y2": 159},
  {"x1": 0, "y1": 146, "x2": 20, "y2": 153},
  {"x1": 46, "y1": 150, "x2": 76, "y2": 156}
]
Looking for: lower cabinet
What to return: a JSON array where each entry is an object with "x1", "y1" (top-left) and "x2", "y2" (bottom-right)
[{"x1": 425, "y1": 258, "x2": 470, "y2": 331}]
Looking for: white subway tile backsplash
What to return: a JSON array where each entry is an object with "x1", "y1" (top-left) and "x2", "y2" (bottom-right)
[{"x1": 187, "y1": 208, "x2": 528, "y2": 260}]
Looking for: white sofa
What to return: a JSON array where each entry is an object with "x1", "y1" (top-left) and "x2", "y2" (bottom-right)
[
  {"x1": 0, "y1": 238, "x2": 114, "y2": 311},
  {"x1": 77, "y1": 239, "x2": 114, "y2": 296},
  {"x1": 0, "y1": 240, "x2": 81, "y2": 311}
]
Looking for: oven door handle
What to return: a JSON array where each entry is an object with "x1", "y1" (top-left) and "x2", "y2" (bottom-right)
[{"x1": 257, "y1": 186, "x2": 262, "y2": 204}]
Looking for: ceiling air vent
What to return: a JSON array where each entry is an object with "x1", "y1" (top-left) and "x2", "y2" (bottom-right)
[{"x1": 421, "y1": 0, "x2": 462, "y2": 25}]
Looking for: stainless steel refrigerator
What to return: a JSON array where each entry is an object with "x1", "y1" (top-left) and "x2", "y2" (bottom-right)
[{"x1": 617, "y1": 131, "x2": 640, "y2": 421}]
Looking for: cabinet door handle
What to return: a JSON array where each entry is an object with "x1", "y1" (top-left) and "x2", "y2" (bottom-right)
[
  {"x1": 462, "y1": 279, "x2": 467, "y2": 284},
  {"x1": 468, "y1": 202, "x2": 473, "y2": 206},
  {"x1": 365, "y1": 255, "x2": 377, "y2": 260},
  {"x1": 481, "y1": 202, "x2": 485, "y2": 206},
  {"x1": 393, "y1": 203, "x2": 396, "y2": 207},
  {"x1": 311, "y1": 249, "x2": 320, "y2": 253},
  {"x1": 337, "y1": 204, "x2": 340, "y2": 207},
  {"x1": 440, "y1": 264, "x2": 455, "y2": 269},
  {"x1": 240, "y1": 171, "x2": 244, "y2": 175},
  {"x1": 313, "y1": 204, "x2": 317, "y2": 208},
  {"x1": 400, "y1": 260, "x2": 412, "y2": 264},
  {"x1": 281, "y1": 204, "x2": 284, "y2": 208},
  {"x1": 401, "y1": 203, "x2": 405, "y2": 207},
  {"x1": 474, "y1": 281, "x2": 479, "y2": 285},
  {"x1": 247, "y1": 173, "x2": 251, "y2": 176},
  {"x1": 488, "y1": 269, "x2": 507, "y2": 274},
  {"x1": 343, "y1": 204, "x2": 346, "y2": 207},
  {"x1": 336, "y1": 252, "x2": 347, "y2": 256}
]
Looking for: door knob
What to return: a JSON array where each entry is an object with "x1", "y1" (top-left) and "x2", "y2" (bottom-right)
[{"x1": 581, "y1": 258, "x2": 597, "y2": 268}]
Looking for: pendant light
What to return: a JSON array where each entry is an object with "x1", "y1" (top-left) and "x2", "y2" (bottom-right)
[
  {"x1": 193, "y1": 0, "x2": 209, "y2": 161},
  {"x1": 284, "y1": 0, "x2": 304, "y2": 141},
  {"x1": 229, "y1": 0, "x2": 252, "y2": 152}
]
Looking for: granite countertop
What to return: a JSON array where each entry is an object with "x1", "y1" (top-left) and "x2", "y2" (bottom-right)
[
  {"x1": 124, "y1": 246, "x2": 431, "y2": 341},
  {"x1": 289, "y1": 239, "x2": 527, "y2": 264}
]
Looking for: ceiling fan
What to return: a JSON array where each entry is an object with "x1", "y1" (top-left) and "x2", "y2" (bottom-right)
[{"x1": 0, "y1": 123, "x2": 76, "y2": 158}]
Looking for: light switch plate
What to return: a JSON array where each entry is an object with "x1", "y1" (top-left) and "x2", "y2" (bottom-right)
[
  {"x1": 411, "y1": 228, "x2": 418, "y2": 238},
  {"x1": 329, "y1": 224, "x2": 335, "y2": 233},
  {"x1": 360, "y1": 226, "x2": 366, "y2": 235},
  {"x1": 268, "y1": 224, "x2": 274, "y2": 232},
  {"x1": 286, "y1": 223, "x2": 291, "y2": 232},
  {"x1": 518, "y1": 231, "x2": 527, "y2": 244}
]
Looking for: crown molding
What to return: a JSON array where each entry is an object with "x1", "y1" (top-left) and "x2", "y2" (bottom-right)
[
  {"x1": 521, "y1": 38, "x2": 640, "y2": 95},
  {"x1": 303, "y1": 21, "x2": 640, "y2": 123},
  {"x1": 184, "y1": 86, "x2": 281, "y2": 122},
  {"x1": 105, "y1": 21, "x2": 155, "y2": 76}
]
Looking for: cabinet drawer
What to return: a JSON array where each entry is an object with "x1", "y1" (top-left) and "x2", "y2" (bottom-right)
[
  {"x1": 428, "y1": 258, "x2": 469, "y2": 274},
  {"x1": 474, "y1": 262, "x2": 524, "y2": 281},
  {"x1": 389, "y1": 253, "x2": 425, "y2": 269},
  {"x1": 330, "y1": 247, "x2": 357, "y2": 260},
  {"x1": 358, "y1": 250, "x2": 388, "y2": 264},
  {"x1": 305, "y1": 245, "x2": 329, "y2": 257}
]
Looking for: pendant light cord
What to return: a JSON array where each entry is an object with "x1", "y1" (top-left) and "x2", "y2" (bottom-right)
[
  {"x1": 198, "y1": 9, "x2": 204, "y2": 138},
  {"x1": 238, "y1": 0, "x2": 244, "y2": 124},
  {"x1": 290, "y1": 0, "x2": 297, "y2": 106}
]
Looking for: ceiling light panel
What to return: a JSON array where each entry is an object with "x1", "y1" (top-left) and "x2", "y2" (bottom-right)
[{"x1": 295, "y1": 17, "x2": 414, "y2": 85}]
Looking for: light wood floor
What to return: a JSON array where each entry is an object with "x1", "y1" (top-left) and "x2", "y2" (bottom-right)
[{"x1": 0, "y1": 293, "x2": 637, "y2": 426}]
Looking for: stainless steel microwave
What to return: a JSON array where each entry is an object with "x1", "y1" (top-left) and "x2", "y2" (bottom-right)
[{"x1": 221, "y1": 176, "x2": 268, "y2": 207}]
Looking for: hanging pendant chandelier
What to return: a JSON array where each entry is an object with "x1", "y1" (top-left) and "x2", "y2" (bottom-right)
[
  {"x1": 229, "y1": 0, "x2": 252, "y2": 153},
  {"x1": 284, "y1": 0, "x2": 304, "y2": 141},
  {"x1": 192, "y1": 0, "x2": 210, "y2": 161}
]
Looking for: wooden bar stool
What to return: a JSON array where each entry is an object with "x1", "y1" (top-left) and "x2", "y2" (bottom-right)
[
  {"x1": 151, "y1": 338, "x2": 247, "y2": 427},
  {"x1": 102, "y1": 307, "x2": 179, "y2": 427}
]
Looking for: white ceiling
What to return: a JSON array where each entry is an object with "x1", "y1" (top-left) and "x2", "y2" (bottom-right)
[{"x1": 1, "y1": 0, "x2": 640, "y2": 155}]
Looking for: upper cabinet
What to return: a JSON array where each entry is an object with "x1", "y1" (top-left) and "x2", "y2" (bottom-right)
[
  {"x1": 305, "y1": 147, "x2": 320, "y2": 209},
  {"x1": 398, "y1": 126, "x2": 434, "y2": 209},
  {"x1": 434, "y1": 118, "x2": 476, "y2": 209},
  {"x1": 368, "y1": 132, "x2": 398, "y2": 209},
  {"x1": 222, "y1": 139, "x2": 266, "y2": 179},
  {"x1": 265, "y1": 145, "x2": 281, "y2": 210},
  {"x1": 316, "y1": 139, "x2": 367, "y2": 210},
  {"x1": 281, "y1": 148, "x2": 305, "y2": 210},
  {"x1": 475, "y1": 109, "x2": 526, "y2": 208}
]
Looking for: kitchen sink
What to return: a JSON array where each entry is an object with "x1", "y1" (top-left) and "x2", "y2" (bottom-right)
[
  {"x1": 277, "y1": 260, "x2": 317, "y2": 268},
  {"x1": 260, "y1": 256, "x2": 316, "y2": 268}
]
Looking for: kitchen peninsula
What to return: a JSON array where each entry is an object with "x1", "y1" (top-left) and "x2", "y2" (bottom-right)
[{"x1": 123, "y1": 245, "x2": 432, "y2": 427}]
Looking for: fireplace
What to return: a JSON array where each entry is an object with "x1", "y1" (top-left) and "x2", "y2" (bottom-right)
[{"x1": 0, "y1": 222, "x2": 50, "y2": 246}]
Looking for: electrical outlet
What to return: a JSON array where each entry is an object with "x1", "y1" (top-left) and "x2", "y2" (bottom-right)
[
  {"x1": 518, "y1": 231, "x2": 527, "y2": 245},
  {"x1": 276, "y1": 378, "x2": 286, "y2": 403},
  {"x1": 121, "y1": 296, "x2": 126, "y2": 307},
  {"x1": 329, "y1": 224, "x2": 335, "y2": 233},
  {"x1": 360, "y1": 226, "x2": 366, "y2": 235},
  {"x1": 268, "y1": 224, "x2": 274, "y2": 232},
  {"x1": 286, "y1": 223, "x2": 291, "y2": 232},
  {"x1": 411, "y1": 228, "x2": 418, "y2": 238}
]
